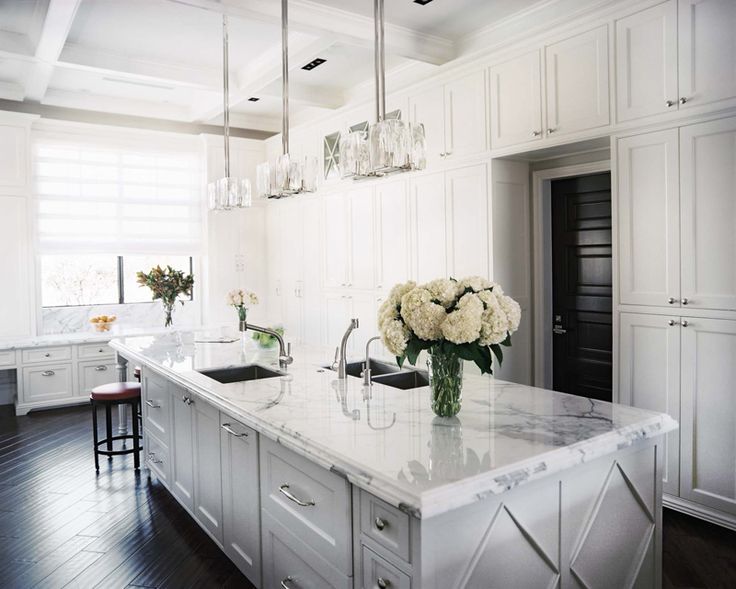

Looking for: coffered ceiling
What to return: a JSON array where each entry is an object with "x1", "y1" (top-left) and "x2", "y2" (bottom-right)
[{"x1": 0, "y1": 0, "x2": 544, "y2": 133}]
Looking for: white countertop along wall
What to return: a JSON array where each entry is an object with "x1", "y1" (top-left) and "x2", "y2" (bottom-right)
[{"x1": 112, "y1": 331, "x2": 677, "y2": 519}]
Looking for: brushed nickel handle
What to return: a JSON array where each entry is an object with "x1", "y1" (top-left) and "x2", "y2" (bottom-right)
[
  {"x1": 145, "y1": 399, "x2": 160, "y2": 408},
  {"x1": 532, "y1": 130, "x2": 541, "y2": 136},
  {"x1": 182, "y1": 395, "x2": 193, "y2": 405},
  {"x1": 547, "y1": 128, "x2": 556, "y2": 134},
  {"x1": 41, "y1": 370, "x2": 55, "y2": 377},
  {"x1": 439, "y1": 152, "x2": 446, "y2": 158},
  {"x1": 681, "y1": 298, "x2": 689, "y2": 305},
  {"x1": 667, "y1": 297, "x2": 676, "y2": 304},
  {"x1": 552, "y1": 327, "x2": 567, "y2": 335},
  {"x1": 94, "y1": 365, "x2": 108, "y2": 372},
  {"x1": 221, "y1": 423, "x2": 248, "y2": 438},
  {"x1": 668, "y1": 319, "x2": 677, "y2": 326},
  {"x1": 278, "y1": 484, "x2": 315, "y2": 507},
  {"x1": 680, "y1": 97, "x2": 688, "y2": 104},
  {"x1": 681, "y1": 320, "x2": 689, "y2": 327},
  {"x1": 666, "y1": 100, "x2": 676, "y2": 107},
  {"x1": 444, "y1": 151, "x2": 452, "y2": 157},
  {"x1": 374, "y1": 516, "x2": 387, "y2": 531},
  {"x1": 377, "y1": 578, "x2": 391, "y2": 589},
  {"x1": 148, "y1": 452, "x2": 163, "y2": 464},
  {"x1": 280, "y1": 577, "x2": 295, "y2": 589}
]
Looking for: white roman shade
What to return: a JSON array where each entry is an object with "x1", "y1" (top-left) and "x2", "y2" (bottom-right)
[{"x1": 33, "y1": 131, "x2": 203, "y2": 255}]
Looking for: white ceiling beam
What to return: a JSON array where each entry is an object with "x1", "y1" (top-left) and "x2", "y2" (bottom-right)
[
  {"x1": 167, "y1": 0, "x2": 455, "y2": 65},
  {"x1": 24, "y1": 0, "x2": 82, "y2": 102},
  {"x1": 0, "y1": 81, "x2": 24, "y2": 102},
  {"x1": 259, "y1": 82, "x2": 344, "y2": 110}
]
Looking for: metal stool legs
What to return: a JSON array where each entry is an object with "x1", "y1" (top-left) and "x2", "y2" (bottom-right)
[{"x1": 92, "y1": 398, "x2": 142, "y2": 472}]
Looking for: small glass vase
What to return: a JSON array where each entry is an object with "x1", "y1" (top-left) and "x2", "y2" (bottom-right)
[
  {"x1": 163, "y1": 303, "x2": 175, "y2": 328},
  {"x1": 427, "y1": 349, "x2": 463, "y2": 417}
]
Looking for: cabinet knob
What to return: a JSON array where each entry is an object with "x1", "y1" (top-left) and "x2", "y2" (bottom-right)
[
  {"x1": 44, "y1": 353, "x2": 51, "y2": 358},
  {"x1": 668, "y1": 319, "x2": 677, "y2": 326},
  {"x1": 680, "y1": 97, "x2": 688, "y2": 104},
  {"x1": 665, "y1": 100, "x2": 676, "y2": 107},
  {"x1": 667, "y1": 297, "x2": 676, "y2": 304},
  {"x1": 681, "y1": 320, "x2": 689, "y2": 327},
  {"x1": 547, "y1": 128, "x2": 556, "y2": 134},
  {"x1": 681, "y1": 298, "x2": 689, "y2": 305},
  {"x1": 377, "y1": 577, "x2": 391, "y2": 588},
  {"x1": 532, "y1": 130, "x2": 541, "y2": 137},
  {"x1": 439, "y1": 152, "x2": 446, "y2": 158},
  {"x1": 374, "y1": 516, "x2": 387, "y2": 531}
]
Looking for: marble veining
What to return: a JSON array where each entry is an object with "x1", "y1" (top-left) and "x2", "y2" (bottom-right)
[
  {"x1": 111, "y1": 331, "x2": 677, "y2": 519},
  {"x1": 0, "y1": 326, "x2": 172, "y2": 351}
]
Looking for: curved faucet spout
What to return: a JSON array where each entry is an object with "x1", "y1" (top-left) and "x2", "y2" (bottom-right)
[
  {"x1": 244, "y1": 322, "x2": 293, "y2": 370},
  {"x1": 337, "y1": 318, "x2": 359, "y2": 379}
]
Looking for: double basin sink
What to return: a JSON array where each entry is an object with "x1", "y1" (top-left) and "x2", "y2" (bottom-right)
[{"x1": 197, "y1": 359, "x2": 429, "y2": 390}]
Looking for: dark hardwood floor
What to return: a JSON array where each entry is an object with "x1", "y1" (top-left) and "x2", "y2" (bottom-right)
[
  {"x1": 2, "y1": 404, "x2": 736, "y2": 588},
  {"x1": 0, "y1": 404, "x2": 254, "y2": 589}
]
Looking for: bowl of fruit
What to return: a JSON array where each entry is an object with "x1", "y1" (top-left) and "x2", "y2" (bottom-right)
[{"x1": 90, "y1": 315, "x2": 117, "y2": 332}]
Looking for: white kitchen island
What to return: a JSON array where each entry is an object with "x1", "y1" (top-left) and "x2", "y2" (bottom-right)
[{"x1": 111, "y1": 332, "x2": 677, "y2": 589}]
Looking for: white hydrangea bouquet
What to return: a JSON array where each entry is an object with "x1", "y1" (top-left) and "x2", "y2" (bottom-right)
[
  {"x1": 227, "y1": 288, "x2": 259, "y2": 328},
  {"x1": 378, "y1": 276, "x2": 521, "y2": 417}
]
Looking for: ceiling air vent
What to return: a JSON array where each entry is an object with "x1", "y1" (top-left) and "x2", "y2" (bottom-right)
[{"x1": 301, "y1": 58, "x2": 326, "y2": 71}]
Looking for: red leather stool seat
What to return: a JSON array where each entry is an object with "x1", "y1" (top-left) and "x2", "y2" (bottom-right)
[{"x1": 90, "y1": 381, "x2": 141, "y2": 402}]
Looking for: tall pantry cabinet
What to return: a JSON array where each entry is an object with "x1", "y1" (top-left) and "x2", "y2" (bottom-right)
[{"x1": 617, "y1": 115, "x2": 736, "y2": 527}]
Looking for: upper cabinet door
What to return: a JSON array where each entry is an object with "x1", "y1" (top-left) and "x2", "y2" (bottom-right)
[
  {"x1": 411, "y1": 173, "x2": 447, "y2": 283},
  {"x1": 615, "y1": 0, "x2": 678, "y2": 122},
  {"x1": 678, "y1": 0, "x2": 736, "y2": 110},
  {"x1": 545, "y1": 25, "x2": 610, "y2": 136},
  {"x1": 0, "y1": 196, "x2": 31, "y2": 338},
  {"x1": 617, "y1": 129, "x2": 680, "y2": 307},
  {"x1": 409, "y1": 85, "x2": 445, "y2": 166},
  {"x1": 680, "y1": 117, "x2": 736, "y2": 311},
  {"x1": 444, "y1": 70, "x2": 488, "y2": 159},
  {"x1": 489, "y1": 51, "x2": 543, "y2": 149},
  {"x1": 0, "y1": 124, "x2": 27, "y2": 193},
  {"x1": 445, "y1": 164, "x2": 489, "y2": 278},
  {"x1": 322, "y1": 193, "x2": 350, "y2": 289},
  {"x1": 680, "y1": 317, "x2": 736, "y2": 515},
  {"x1": 376, "y1": 180, "x2": 411, "y2": 290},
  {"x1": 349, "y1": 187, "x2": 376, "y2": 290}
]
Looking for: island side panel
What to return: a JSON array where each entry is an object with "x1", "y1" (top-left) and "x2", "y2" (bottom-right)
[{"x1": 419, "y1": 437, "x2": 664, "y2": 589}]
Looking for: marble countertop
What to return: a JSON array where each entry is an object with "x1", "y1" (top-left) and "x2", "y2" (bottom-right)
[
  {"x1": 0, "y1": 327, "x2": 172, "y2": 351},
  {"x1": 111, "y1": 331, "x2": 677, "y2": 519}
]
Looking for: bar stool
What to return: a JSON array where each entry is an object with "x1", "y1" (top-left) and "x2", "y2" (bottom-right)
[{"x1": 91, "y1": 381, "x2": 142, "y2": 471}]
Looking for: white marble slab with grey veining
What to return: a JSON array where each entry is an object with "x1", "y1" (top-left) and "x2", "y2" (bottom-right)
[
  {"x1": 0, "y1": 326, "x2": 172, "y2": 351},
  {"x1": 111, "y1": 331, "x2": 677, "y2": 519}
]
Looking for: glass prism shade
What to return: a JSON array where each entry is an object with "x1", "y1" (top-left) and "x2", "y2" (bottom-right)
[
  {"x1": 207, "y1": 177, "x2": 252, "y2": 211},
  {"x1": 256, "y1": 155, "x2": 318, "y2": 198}
]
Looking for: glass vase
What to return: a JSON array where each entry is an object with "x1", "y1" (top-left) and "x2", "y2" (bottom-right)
[
  {"x1": 427, "y1": 349, "x2": 463, "y2": 417},
  {"x1": 163, "y1": 303, "x2": 175, "y2": 328}
]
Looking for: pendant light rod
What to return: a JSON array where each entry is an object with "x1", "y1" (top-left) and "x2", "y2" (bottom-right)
[
  {"x1": 281, "y1": 0, "x2": 290, "y2": 156},
  {"x1": 374, "y1": 0, "x2": 386, "y2": 122},
  {"x1": 222, "y1": 14, "x2": 231, "y2": 178}
]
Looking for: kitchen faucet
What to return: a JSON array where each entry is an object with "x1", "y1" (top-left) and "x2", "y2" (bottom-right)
[
  {"x1": 337, "y1": 318, "x2": 359, "y2": 379},
  {"x1": 363, "y1": 336, "x2": 381, "y2": 386},
  {"x1": 243, "y1": 321, "x2": 293, "y2": 370}
]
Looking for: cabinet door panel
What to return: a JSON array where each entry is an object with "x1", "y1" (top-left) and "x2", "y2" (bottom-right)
[
  {"x1": 444, "y1": 70, "x2": 487, "y2": 158},
  {"x1": 282, "y1": 200, "x2": 305, "y2": 343},
  {"x1": 171, "y1": 389, "x2": 195, "y2": 511},
  {"x1": 619, "y1": 313, "x2": 680, "y2": 495},
  {"x1": 617, "y1": 130, "x2": 680, "y2": 307},
  {"x1": 615, "y1": 0, "x2": 678, "y2": 122},
  {"x1": 324, "y1": 294, "x2": 352, "y2": 353},
  {"x1": 0, "y1": 124, "x2": 26, "y2": 190},
  {"x1": 680, "y1": 117, "x2": 736, "y2": 311},
  {"x1": 376, "y1": 180, "x2": 411, "y2": 290},
  {"x1": 678, "y1": 0, "x2": 736, "y2": 109},
  {"x1": 545, "y1": 25, "x2": 610, "y2": 135},
  {"x1": 193, "y1": 398, "x2": 223, "y2": 543},
  {"x1": 323, "y1": 193, "x2": 350, "y2": 289},
  {"x1": 22, "y1": 365, "x2": 73, "y2": 403},
  {"x1": 680, "y1": 317, "x2": 736, "y2": 515},
  {"x1": 302, "y1": 198, "x2": 323, "y2": 346},
  {"x1": 409, "y1": 86, "x2": 445, "y2": 166},
  {"x1": 412, "y1": 173, "x2": 447, "y2": 283},
  {"x1": 489, "y1": 51, "x2": 543, "y2": 148},
  {"x1": 446, "y1": 164, "x2": 489, "y2": 278},
  {"x1": 349, "y1": 187, "x2": 376, "y2": 290},
  {"x1": 78, "y1": 361, "x2": 117, "y2": 397},
  {"x1": 0, "y1": 196, "x2": 31, "y2": 338}
]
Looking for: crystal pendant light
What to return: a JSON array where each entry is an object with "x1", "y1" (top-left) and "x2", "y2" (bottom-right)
[
  {"x1": 338, "y1": 0, "x2": 426, "y2": 180},
  {"x1": 256, "y1": 0, "x2": 318, "y2": 198},
  {"x1": 208, "y1": 15, "x2": 252, "y2": 211}
]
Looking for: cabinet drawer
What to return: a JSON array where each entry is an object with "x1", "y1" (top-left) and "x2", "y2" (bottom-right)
[
  {"x1": 78, "y1": 343, "x2": 114, "y2": 360},
  {"x1": 22, "y1": 364, "x2": 73, "y2": 402},
  {"x1": 78, "y1": 361, "x2": 117, "y2": 396},
  {"x1": 360, "y1": 490, "x2": 411, "y2": 563},
  {"x1": 260, "y1": 437, "x2": 352, "y2": 574},
  {"x1": 22, "y1": 346, "x2": 72, "y2": 364},
  {"x1": 362, "y1": 545, "x2": 411, "y2": 589},
  {"x1": 144, "y1": 430, "x2": 170, "y2": 485},
  {"x1": 142, "y1": 369, "x2": 171, "y2": 444},
  {"x1": 0, "y1": 350, "x2": 16, "y2": 367},
  {"x1": 262, "y1": 510, "x2": 352, "y2": 589}
]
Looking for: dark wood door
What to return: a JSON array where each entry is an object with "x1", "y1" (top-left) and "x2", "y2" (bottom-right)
[{"x1": 551, "y1": 173, "x2": 612, "y2": 401}]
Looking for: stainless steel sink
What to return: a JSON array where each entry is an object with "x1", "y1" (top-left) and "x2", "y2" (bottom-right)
[
  {"x1": 323, "y1": 359, "x2": 400, "y2": 379},
  {"x1": 197, "y1": 364, "x2": 285, "y2": 383},
  {"x1": 371, "y1": 370, "x2": 430, "y2": 390}
]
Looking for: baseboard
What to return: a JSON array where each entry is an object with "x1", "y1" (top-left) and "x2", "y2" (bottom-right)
[
  {"x1": 664, "y1": 494, "x2": 736, "y2": 532},
  {"x1": 15, "y1": 397, "x2": 90, "y2": 416}
]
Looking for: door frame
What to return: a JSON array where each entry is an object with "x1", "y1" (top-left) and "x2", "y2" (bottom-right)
[{"x1": 531, "y1": 160, "x2": 612, "y2": 389}]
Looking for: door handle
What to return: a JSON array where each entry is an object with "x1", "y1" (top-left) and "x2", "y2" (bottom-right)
[
  {"x1": 552, "y1": 327, "x2": 567, "y2": 335},
  {"x1": 278, "y1": 484, "x2": 315, "y2": 507},
  {"x1": 146, "y1": 399, "x2": 160, "y2": 408},
  {"x1": 221, "y1": 423, "x2": 248, "y2": 438}
]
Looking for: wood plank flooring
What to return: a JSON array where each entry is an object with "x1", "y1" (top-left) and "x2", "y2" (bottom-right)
[{"x1": 2, "y1": 404, "x2": 736, "y2": 588}]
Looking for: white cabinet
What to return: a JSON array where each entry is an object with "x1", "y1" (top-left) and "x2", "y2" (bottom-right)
[
  {"x1": 0, "y1": 196, "x2": 31, "y2": 338},
  {"x1": 325, "y1": 293, "x2": 353, "y2": 354},
  {"x1": 22, "y1": 364, "x2": 73, "y2": 403},
  {"x1": 615, "y1": 1, "x2": 678, "y2": 122},
  {"x1": 619, "y1": 313, "x2": 681, "y2": 495},
  {"x1": 142, "y1": 370, "x2": 171, "y2": 444},
  {"x1": 489, "y1": 51, "x2": 543, "y2": 149},
  {"x1": 323, "y1": 193, "x2": 350, "y2": 289},
  {"x1": 301, "y1": 197, "x2": 323, "y2": 347},
  {"x1": 680, "y1": 317, "x2": 736, "y2": 515},
  {"x1": 411, "y1": 172, "x2": 447, "y2": 283},
  {"x1": 281, "y1": 199, "x2": 305, "y2": 343},
  {"x1": 0, "y1": 122, "x2": 28, "y2": 192},
  {"x1": 409, "y1": 85, "x2": 445, "y2": 167},
  {"x1": 220, "y1": 415, "x2": 261, "y2": 585},
  {"x1": 78, "y1": 360, "x2": 117, "y2": 397},
  {"x1": 171, "y1": 387, "x2": 195, "y2": 511},
  {"x1": 617, "y1": 129, "x2": 680, "y2": 307},
  {"x1": 192, "y1": 396, "x2": 224, "y2": 544},
  {"x1": 446, "y1": 164, "x2": 489, "y2": 278},
  {"x1": 680, "y1": 117, "x2": 736, "y2": 311},
  {"x1": 678, "y1": 0, "x2": 736, "y2": 111},
  {"x1": 348, "y1": 187, "x2": 376, "y2": 290},
  {"x1": 376, "y1": 180, "x2": 411, "y2": 290},
  {"x1": 545, "y1": 25, "x2": 610, "y2": 136}
]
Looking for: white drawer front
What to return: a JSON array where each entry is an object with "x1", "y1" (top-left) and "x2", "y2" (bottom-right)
[
  {"x1": 22, "y1": 364, "x2": 74, "y2": 402},
  {"x1": 78, "y1": 343, "x2": 114, "y2": 360},
  {"x1": 22, "y1": 346, "x2": 72, "y2": 364},
  {"x1": 262, "y1": 511, "x2": 352, "y2": 589},
  {"x1": 362, "y1": 546, "x2": 411, "y2": 589},
  {"x1": 144, "y1": 430, "x2": 170, "y2": 485},
  {"x1": 142, "y1": 369, "x2": 171, "y2": 444},
  {"x1": 360, "y1": 490, "x2": 411, "y2": 564},
  {"x1": 78, "y1": 361, "x2": 117, "y2": 396},
  {"x1": 0, "y1": 350, "x2": 16, "y2": 367},
  {"x1": 260, "y1": 437, "x2": 352, "y2": 574}
]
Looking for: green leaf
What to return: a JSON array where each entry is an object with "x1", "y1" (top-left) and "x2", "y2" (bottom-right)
[
  {"x1": 500, "y1": 333, "x2": 512, "y2": 347},
  {"x1": 396, "y1": 355, "x2": 405, "y2": 369},
  {"x1": 490, "y1": 344, "x2": 504, "y2": 366},
  {"x1": 474, "y1": 345, "x2": 494, "y2": 375}
]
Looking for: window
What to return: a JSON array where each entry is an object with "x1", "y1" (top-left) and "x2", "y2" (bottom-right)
[{"x1": 40, "y1": 254, "x2": 194, "y2": 307}]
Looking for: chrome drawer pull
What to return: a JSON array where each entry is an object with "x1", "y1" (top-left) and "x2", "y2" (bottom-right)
[
  {"x1": 279, "y1": 484, "x2": 315, "y2": 507},
  {"x1": 41, "y1": 370, "x2": 55, "y2": 377},
  {"x1": 280, "y1": 576, "x2": 295, "y2": 589},
  {"x1": 94, "y1": 365, "x2": 108, "y2": 372},
  {"x1": 374, "y1": 516, "x2": 387, "y2": 531},
  {"x1": 377, "y1": 577, "x2": 391, "y2": 589},
  {"x1": 221, "y1": 423, "x2": 248, "y2": 438},
  {"x1": 145, "y1": 399, "x2": 160, "y2": 409},
  {"x1": 148, "y1": 452, "x2": 163, "y2": 464}
]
